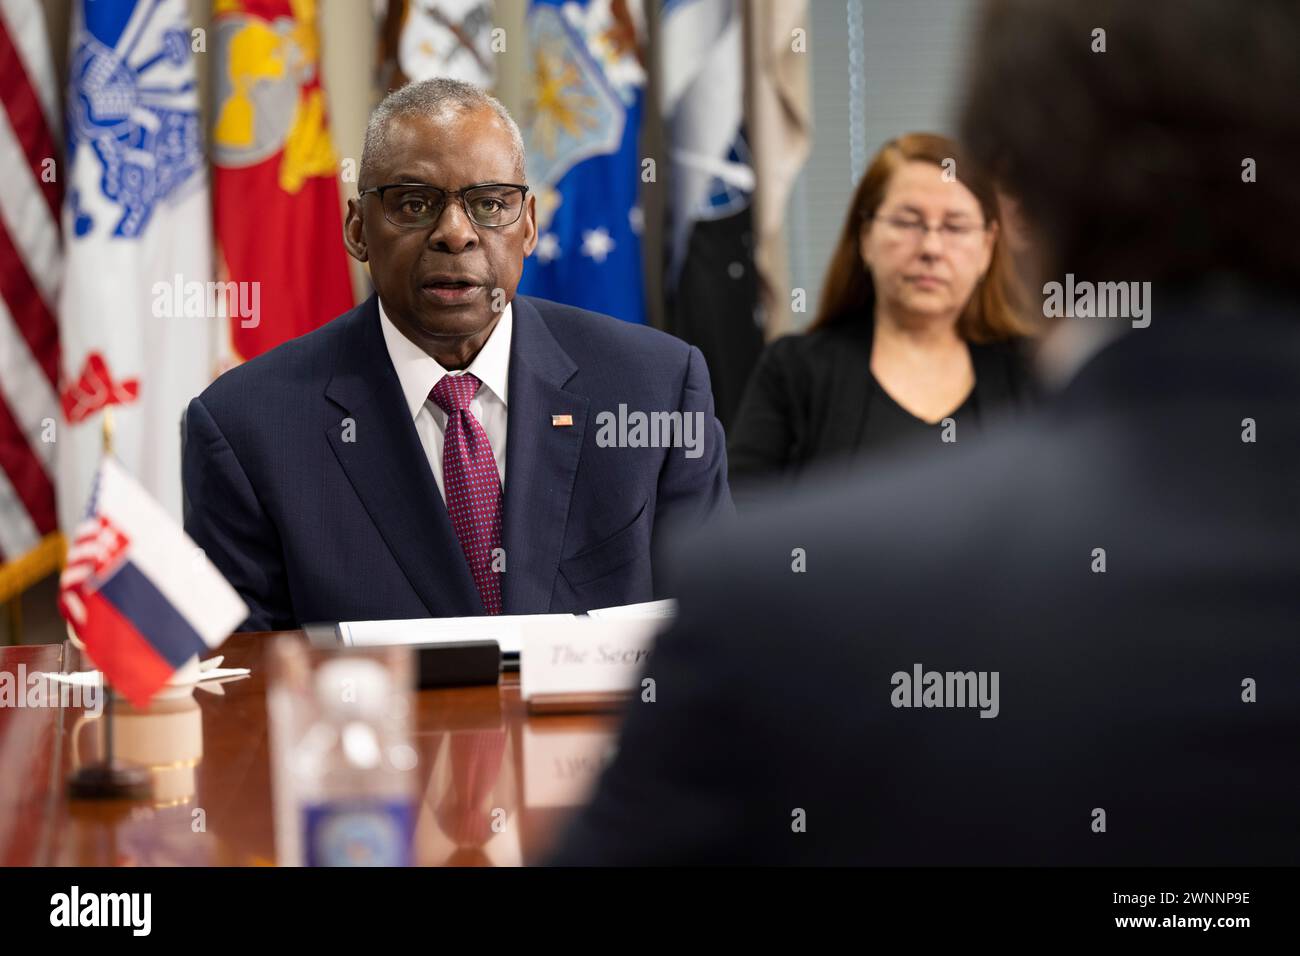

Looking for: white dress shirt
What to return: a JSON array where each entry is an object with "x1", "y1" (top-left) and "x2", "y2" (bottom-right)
[{"x1": 378, "y1": 299, "x2": 511, "y2": 502}]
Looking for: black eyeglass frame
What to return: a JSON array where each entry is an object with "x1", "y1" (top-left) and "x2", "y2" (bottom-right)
[{"x1": 359, "y1": 182, "x2": 531, "y2": 229}]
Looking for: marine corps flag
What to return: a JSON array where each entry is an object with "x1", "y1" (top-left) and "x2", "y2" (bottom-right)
[{"x1": 212, "y1": 0, "x2": 354, "y2": 361}]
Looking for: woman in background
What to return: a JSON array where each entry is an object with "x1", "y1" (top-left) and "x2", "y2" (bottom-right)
[{"x1": 728, "y1": 133, "x2": 1036, "y2": 497}]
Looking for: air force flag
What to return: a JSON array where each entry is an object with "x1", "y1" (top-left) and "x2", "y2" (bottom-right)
[{"x1": 519, "y1": 0, "x2": 647, "y2": 324}]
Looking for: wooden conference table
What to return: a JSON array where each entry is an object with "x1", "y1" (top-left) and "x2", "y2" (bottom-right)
[{"x1": 0, "y1": 632, "x2": 618, "y2": 866}]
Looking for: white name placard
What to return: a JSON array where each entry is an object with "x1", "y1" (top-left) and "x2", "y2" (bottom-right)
[{"x1": 520, "y1": 615, "x2": 667, "y2": 703}]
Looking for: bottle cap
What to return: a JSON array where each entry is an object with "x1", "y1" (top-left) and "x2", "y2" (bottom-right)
[{"x1": 315, "y1": 657, "x2": 392, "y2": 719}]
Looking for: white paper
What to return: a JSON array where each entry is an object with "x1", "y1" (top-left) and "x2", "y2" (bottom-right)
[
  {"x1": 39, "y1": 666, "x2": 250, "y2": 687},
  {"x1": 586, "y1": 599, "x2": 677, "y2": 620},
  {"x1": 338, "y1": 614, "x2": 578, "y2": 655}
]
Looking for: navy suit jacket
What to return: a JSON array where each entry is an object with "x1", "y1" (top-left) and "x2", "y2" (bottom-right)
[{"x1": 183, "y1": 294, "x2": 732, "y2": 631}]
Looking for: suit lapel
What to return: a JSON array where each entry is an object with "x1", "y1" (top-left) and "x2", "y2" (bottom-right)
[
  {"x1": 324, "y1": 295, "x2": 483, "y2": 617},
  {"x1": 500, "y1": 297, "x2": 587, "y2": 614}
]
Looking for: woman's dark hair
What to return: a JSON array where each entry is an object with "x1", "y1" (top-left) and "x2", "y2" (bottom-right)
[{"x1": 809, "y1": 132, "x2": 1032, "y2": 342}]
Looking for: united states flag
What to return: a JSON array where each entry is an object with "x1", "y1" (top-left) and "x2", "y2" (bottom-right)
[{"x1": 0, "y1": 0, "x2": 63, "y2": 604}]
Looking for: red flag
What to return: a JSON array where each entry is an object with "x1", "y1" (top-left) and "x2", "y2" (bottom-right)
[{"x1": 212, "y1": 0, "x2": 354, "y2": 361}]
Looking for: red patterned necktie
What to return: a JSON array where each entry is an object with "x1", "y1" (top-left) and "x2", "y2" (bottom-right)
[{"x1": 429, "y1": 373, "x2": 503, "y2": 614}]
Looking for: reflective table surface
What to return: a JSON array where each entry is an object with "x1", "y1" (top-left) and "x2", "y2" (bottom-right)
[{"x1": 0, "y1": 632, "x2": 617, "y2": 866}]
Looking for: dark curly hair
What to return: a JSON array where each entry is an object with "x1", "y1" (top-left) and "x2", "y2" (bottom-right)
[{"x1": 959, "y1": 0, "x2": 1300, "y2": 290}]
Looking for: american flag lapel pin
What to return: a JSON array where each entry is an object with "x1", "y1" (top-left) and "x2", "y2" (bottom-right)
[{"x1": 551, "y1": 414, "x2": 574, "y2": 427}]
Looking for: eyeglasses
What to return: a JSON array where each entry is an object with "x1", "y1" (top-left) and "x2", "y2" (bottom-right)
[
  {"x1": 871, "y1": 214, "x2": 988, "y2": 248},
  {"x1": 360, "y1": 182, "x2": 530, "y2": 229}
]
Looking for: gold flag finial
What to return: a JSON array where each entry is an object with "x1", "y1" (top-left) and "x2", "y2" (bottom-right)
[{"x1": 102, "y1": 406, "x2": 115, "y2": 456}]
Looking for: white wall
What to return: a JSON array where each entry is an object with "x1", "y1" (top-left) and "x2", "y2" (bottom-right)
[{"x1": 789, "y1": 0, "x2": 977, "y2": 328}]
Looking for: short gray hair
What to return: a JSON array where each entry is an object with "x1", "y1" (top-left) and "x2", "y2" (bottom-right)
[{"x1": 359, "y1": 78, "x2": 526, "y2": 189}]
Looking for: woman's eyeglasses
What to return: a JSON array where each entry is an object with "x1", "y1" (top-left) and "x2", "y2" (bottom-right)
[{"x1": 871, "y1": 214, "x2": 988, "y2": 248}]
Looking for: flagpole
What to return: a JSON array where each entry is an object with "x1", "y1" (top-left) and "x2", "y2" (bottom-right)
[
  {"x1": 102, "y1": 405, "x2": 114, "y2": 456},
  {"x1": 67, "y1": 404, "x2": 150, "y2": 801}
]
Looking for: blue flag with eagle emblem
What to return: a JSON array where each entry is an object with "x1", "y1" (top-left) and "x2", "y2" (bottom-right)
[{"x1": 519, "y1": 0, "x2": 646, "y2": 324}]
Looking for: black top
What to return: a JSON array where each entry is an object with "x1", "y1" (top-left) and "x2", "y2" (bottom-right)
[
  {"x1": 863, "y1": 371, "x2": 979, "y2": 455},
  {"x1": 727, "y1": 319, "x2": 1036, "y2": 500}
]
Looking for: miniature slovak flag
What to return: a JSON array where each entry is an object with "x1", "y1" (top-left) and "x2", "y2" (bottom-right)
[{"x1": 59, "y1": 458, "x2": 249, "y2": 706}]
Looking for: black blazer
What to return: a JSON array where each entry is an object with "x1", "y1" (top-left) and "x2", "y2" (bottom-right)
[
  {"x1": 551, "y1": 291, "x2": 1300, "y2": 865},
  {"x1": 727, "y1": 320, "x2": 1037, "y2": 493}
]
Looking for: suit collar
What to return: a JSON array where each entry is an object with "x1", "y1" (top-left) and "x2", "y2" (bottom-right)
[
  {"x1": 321, "y1": 294, "x2": 593, "y2": 618},
  {"x1": 1036, "y1": 316, "x2": 1123, "y2": 393},
  {"x1": 324, "y1": 295, "x2": 483, "y2": 617},
  {"x1": 1058, "y1": 284, "x2": 1300, "y2": 409},
  {"x1": 505, "y1": 296, "x2": 578, "y2": 389},
  {"x1": 377, "y1": 298, "x2": 514, "y2": 419}
]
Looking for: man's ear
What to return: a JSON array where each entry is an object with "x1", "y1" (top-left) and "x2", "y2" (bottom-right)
[
  {"x1": 521, "y1": 192, "x2": 538, "y2": 257},
  {"x1": 343, "y1": 198, "x2": 368, "y2": 262}
]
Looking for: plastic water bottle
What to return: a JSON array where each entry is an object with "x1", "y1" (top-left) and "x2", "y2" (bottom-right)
[{"x1": 291, "y1": 657, "x2": 416, "y2": 867}]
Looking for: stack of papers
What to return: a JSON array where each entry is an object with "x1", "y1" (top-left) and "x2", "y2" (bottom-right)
[
  {"x1": 339, "y1": 614, "x2": 571, "y2": 655},
  {"x1": 586, "y1": 599, "x2": 676, "y2": 620},
  {"x1": 337, "y1": 600, "x2": 676, "y2": 655}
]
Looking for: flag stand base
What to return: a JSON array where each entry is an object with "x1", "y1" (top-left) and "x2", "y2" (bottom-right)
[
  {"x1": 65, "y1": 662, "x2": 151, "y2": 800},
  {"x1": 67, "y1": 762, "x2": 152, "y2": 800}
]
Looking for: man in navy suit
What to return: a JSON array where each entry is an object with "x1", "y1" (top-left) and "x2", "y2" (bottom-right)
[{"x1": 183, "y1": 79, "x2": 731, "y2": 631}]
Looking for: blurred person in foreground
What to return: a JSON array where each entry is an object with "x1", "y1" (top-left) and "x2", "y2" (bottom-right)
[
  {"x1": 551, "y1": 0, "x2": 1300, "y2": 864},
  {"x1": 728, "y1": 133, "x2": 1036, "y2": 502}
]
